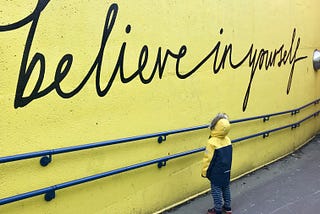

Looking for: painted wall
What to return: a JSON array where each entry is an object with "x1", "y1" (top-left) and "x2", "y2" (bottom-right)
[{"x1": 0, "y1": 0, "x2": 319, "y2": 213}]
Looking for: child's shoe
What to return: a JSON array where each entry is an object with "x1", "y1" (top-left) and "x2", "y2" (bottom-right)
[
  {"x1": 222, "y1": 206, "x2": 232, "y2": 214},
  {"x1": 207, "y1": 208, "x2": 222, "y2": 214}
]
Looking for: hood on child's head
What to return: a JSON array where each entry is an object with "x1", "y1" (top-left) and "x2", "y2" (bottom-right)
[{"x1": 210, "y1": 118, "x2": 230, "y2": 138}]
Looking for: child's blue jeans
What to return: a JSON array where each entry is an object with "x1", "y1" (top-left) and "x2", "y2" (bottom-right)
[{"x1": 211, "y1": 183, "x2": 231, "y2": 212}]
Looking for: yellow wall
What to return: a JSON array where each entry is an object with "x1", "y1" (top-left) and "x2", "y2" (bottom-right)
[{"x1": 0, "y1": 0, "x2": 319, "y2": 213}]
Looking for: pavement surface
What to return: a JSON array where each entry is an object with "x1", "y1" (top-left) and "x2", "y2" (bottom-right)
[{"x1": 164, "y1": 133, "x2": 320, "y2": 214}]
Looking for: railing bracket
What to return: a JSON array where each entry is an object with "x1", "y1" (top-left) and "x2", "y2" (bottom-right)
[
  {"x1": 158, "y1": 135, "x2": 167, "y2": 144},
  {"x1": 291, "y1": 110, "x2": 300, "y2": 115},
  {"x1": 263, "y1": 116, "x2": 270, "y2": 122},
  {"x1": 40, "y1": 155, "x2": 52, "y2": 167},
  {"x1": 157, "y1": 161, "x2": 167, "y2": 168},
  {"x1": 44, "y1": 190, "x2": 55, "y2": 202},
  {"x1": 291, "y1": 123, "x2": 300, "y2": 129}
]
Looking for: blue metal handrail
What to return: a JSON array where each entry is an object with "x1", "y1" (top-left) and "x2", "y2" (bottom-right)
[
  {"x1": 0, "y1": 125, "x2": 208, "y2": 166},
  {"x1": 0, "y1": 109, "x2": 319, "y2": 206},
  {"x1": 232, "y1": 110, "x2": 320, "y2": 143},
  {"x1": 0, "y1": 98, "x2": 319, "y2": 166},
  {"x1": 0, "y1": 148, "x2": 204, "y2": 205}
]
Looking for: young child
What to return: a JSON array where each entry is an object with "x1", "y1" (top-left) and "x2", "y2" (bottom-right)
[{"x1": 201, "y1": 113, "x2": 233, "y2": 214}]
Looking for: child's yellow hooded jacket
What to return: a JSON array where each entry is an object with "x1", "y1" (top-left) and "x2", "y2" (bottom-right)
[{"x1": 201, "y1": 118, "x2": 232, "y2": 187}]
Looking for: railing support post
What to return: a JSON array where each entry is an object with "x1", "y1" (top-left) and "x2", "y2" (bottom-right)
[
  {"x1": 44, "y1": 189, "x2": 55, "y2": 202},
  {"x1": 40, "y1": 155, "x2": 52, "y2": 167}
]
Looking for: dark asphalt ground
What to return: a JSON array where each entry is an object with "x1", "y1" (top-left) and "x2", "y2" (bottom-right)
[{"x1": 164, "y1": 133, "x2": 320, "y2": 214}]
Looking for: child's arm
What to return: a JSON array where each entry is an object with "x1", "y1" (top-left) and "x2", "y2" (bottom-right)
[{"x1": 201, "y1": 142, "x2": 215, "y2": 177}]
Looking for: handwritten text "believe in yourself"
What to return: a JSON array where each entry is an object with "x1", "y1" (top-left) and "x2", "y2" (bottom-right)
[{"x1": 0, "y1": 1, "x2": 307, "y2": 111}]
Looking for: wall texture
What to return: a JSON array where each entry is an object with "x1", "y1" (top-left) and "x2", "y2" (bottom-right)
[{"x1": 0, "y1": 0, "x2": 319, "y2": 213}]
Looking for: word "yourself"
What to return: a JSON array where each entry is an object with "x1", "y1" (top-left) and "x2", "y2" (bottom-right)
[{"x1": 0, "y1": 1, "x2": 307, "y2": 111}]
